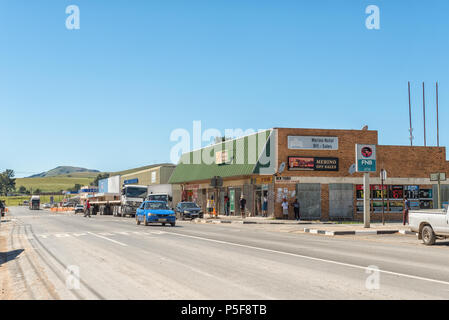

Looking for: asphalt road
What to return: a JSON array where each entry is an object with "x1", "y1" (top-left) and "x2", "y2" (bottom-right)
[{"x1": 2, "y1": 206, "x2": 449, "y2": 299}]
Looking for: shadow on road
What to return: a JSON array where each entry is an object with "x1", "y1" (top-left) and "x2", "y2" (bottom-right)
[
  {"x1": 434, "y1": 241, "x2": 449, "y2": 247},
  {"x1": 0, "y1": 249, "x2": 24, "y2": 266}
]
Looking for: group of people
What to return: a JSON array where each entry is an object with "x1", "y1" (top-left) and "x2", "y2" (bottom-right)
[
  {"x1": 212, "y1": 194, "x2": 269, "y2": 218},
  {"x1": 281, "y1": 198, "x2": 301, "y2": 221}
]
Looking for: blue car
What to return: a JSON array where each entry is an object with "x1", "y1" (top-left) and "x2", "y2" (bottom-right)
[{"x1": 136, "y1": 200, "x2": 176, "y2": 227}]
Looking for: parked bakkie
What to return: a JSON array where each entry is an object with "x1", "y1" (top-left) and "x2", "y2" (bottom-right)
[
  {"x1": 136, "y1": 200, "x2": 176, "y2": 227},
  {"x1": 409, "y1": 205, "x2": 449, "y2": 245}
]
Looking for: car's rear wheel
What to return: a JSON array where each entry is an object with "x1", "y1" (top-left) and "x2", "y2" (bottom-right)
[
  {"x1": 136, "y1": 216, "x2": 140, "y2": 225},
  {"x1": 170, "y1": 222, "x2": 175, "y2": 227},
  {"x1": 422, "y1": 225, "x2": 436, "y2": 246},
  {"x1": 144, "y1": 215, "x2": 149, "y2": 226},
  {"x1": 162, "y1": 223, "x2": 166, "y2": 226}
]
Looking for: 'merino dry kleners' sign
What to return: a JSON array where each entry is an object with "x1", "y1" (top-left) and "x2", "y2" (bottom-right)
[
  {"x1": 287, "y1": 136, "x2": 338, "y2": 150},
  {"x1": 288, "y1": 156, "x2": 339, "y2": 171}
]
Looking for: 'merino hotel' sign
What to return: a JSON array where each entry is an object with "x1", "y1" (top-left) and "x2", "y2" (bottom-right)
[{"x1": 288, "y1": 136, "x2": 338, "y2": 150}]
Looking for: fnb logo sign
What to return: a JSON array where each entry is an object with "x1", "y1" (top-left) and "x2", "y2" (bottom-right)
[
  {"x1": 361, "y1": 160, "x2": 373, "y2": 165},
  {"x1": 356, "y1": 144, "x2": 377, "y2": 173},
  {"x1": 361, "y1": 147, "x2": 373, "y2": 158}
]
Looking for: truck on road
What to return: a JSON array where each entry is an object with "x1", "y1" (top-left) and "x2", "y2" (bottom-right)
[
  {"x1": 146, "y1": 184, "x2": 176, "y2": 209},
  {"x1": 89, "y1": 176, "x2": 148, "y2": 217},
  {"x1": 29, "y1": 196, "x2": 40, "y2": 210},
  {"x1": 409, "y1": 205, "x2": 449, "y2": 245}
]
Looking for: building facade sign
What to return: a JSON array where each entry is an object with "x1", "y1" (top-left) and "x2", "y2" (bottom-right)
[
  {"x1": 287, "y1": 136, "x2": 338, "y2": 150},
  {"x1": 356, "y1": 144, "x2": 377, "y2": 172},
  {"x1": 215, "y1": 150, "x2": 229, "y2": 165},
  {"x1": 252, "y1": 176, "x2": 273, "y2": 185},
  {"x1": 124, "y1": 178, "x2": 138, "y2": 185},
  {"x1": 288, "y1": 156, "x2": 339, "y2": 171}
]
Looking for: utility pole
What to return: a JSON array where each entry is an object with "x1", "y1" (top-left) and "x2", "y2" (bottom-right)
[
  {"x1": 364, "y1": 173, "x2": 370, "y2": 228},
  {"x1": 423, "y1": 82, "x2": 427, "y2": 147},
  {"x1": 438, "y1": 175, "x2": 441, "y2": 209},
  {"x1": 380, "y1": 169, "x2": 386, "y2": 225},
  {"x1": 408, "y1": 81, "x2": 413, "y2": 146},
  {"x1": 436, "y1": 82, "x2": 440, "y2": 147}
]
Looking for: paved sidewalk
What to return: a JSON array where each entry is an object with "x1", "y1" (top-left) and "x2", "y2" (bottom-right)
[
  {"x1": 192, "y1": 214, "x2": 335, "y2": 225},
  {"x1": 303, "y1": 223, "x2": 413, "y2": 236}
]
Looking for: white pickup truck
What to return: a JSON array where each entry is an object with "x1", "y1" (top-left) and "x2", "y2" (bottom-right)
[{"x1": 409, "y1": 205, "x2": 449, "y2": 245}]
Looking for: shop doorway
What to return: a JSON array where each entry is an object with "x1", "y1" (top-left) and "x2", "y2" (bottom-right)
[
  {"x1": 254, "y1": 187, "x2": 268, "y2": 217},
  {"x1": 296, "y1": 183, "x2": 321, "y2": 220},
  {"x1": 329, "y1": 183, "x2": 354, "y2": 220}
]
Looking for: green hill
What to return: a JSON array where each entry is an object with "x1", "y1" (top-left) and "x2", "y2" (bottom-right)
[
  {"x1": 28, "y1": 166, "x2": 100, "y2": 178},
  {"x1": 15, "y1": 176, "x2": 94, "y2": 193}
]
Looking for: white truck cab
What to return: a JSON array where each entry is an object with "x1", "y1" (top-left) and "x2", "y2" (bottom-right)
[{"x1": 409, "y1": 204, "x2": 449, "y2": 245}]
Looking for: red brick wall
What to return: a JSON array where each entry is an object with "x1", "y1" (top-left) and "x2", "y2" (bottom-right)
[{"x1": 377, "y1": 145, "x2": 448, "y2": 177}]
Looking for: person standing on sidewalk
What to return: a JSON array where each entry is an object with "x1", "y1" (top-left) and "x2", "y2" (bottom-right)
[
  {"x1": 262, "y1": 195, "x2": 268, "y2": 217},
  {"x1": 224, "y1": 195, "x2": 230, "y2": 216},
  {"x1": 84, "y1": 199, "x2": 91, "y2": 218},
  {"x1": 403, "y1": 197, "x2": 410, "y2": 225},
  {"x1": 282, "y1": 198, "x2": 289, "y2": 220},
  {"x1": 293, "y1": 198, "x2": 300, "y2": 221},
  {"x1": 239, "y1": 195, "x2": 246, "y2": 218}
]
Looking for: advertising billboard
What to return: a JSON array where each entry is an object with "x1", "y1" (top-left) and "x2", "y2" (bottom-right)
[{"x1": 288, "y1": 156, "x2": 338, "y2": 171}]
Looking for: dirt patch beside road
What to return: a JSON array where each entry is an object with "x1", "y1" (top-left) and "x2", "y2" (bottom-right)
[{"x1": 0, "y1": 220, "x2": 14, "y2": 299}]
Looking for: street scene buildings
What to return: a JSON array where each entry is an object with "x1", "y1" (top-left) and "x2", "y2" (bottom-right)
[{"x1": 169, "y1": 127, "x2": 449, "y2": 221}]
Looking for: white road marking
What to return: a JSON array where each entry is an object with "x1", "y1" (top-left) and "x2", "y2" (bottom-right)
[
  {"x1": 55, "y1": 233, "x2": 70, "y2": 238},
  {"x1": 87, "y1": 232, "x2": 128, "y2": 247},
  {"x1": 73, "y1": 233, "x2": 87, "y2": 237},
  {"x1": 167, "y1": 231, "x2": 449, "y2": 287},
  {"x1": 115, "y1": 231, "x2": 130, "y2": 235}
]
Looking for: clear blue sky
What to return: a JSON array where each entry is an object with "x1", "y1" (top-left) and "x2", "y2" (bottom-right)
[{"x1": 1, "y1": 0, "x2": 448, "y2": 177}]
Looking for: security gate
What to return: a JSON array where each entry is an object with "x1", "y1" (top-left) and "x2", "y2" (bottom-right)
[
  {"x1": 433, "y1": 185, "x2": 449, "y2": 208},
  {"x1": 296, "y1": 184, "x2": 321, "y2": 219},
  {"x1": 329, "y1": 184, "x2": 354, "y2": 219}
]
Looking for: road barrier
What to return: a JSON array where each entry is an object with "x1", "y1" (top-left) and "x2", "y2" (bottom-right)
[{"x1": 50, "y1": 207, "x2": 75, "y2": 212}]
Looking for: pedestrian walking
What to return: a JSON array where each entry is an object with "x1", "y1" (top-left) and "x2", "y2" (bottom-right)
[
  {"x1": 240, "y1": 195, "x2": 246, "y2": 218},
  {"x1": 84, "y1": 199, "x2": 91, "y2": 218},
  {"x1": 293, "y1": 198, "x2": 300, "y2": 221},
  {"x1": 403, "y1": 197, "x2": 410, "y2": 225},
  {"x1": 262, "y1": 195, "x2": 268, "y2": 217},
  {"x1": 224, "y1": 195, "x2": 230, "y2": 216},
  {"x1": 282, "y1": 198, "x2": 289, "y2": 220}
]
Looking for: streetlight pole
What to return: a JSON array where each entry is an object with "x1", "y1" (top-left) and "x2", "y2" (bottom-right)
[
  {"x1": 438, "y1": 173, "x2": 442, "y2": 209},
  {"x1": 364, "y1": 173, "x2": 370, "y2": 228},
  {"x1": 380, "y1": 169, "x2": 386, "y2": 225}
]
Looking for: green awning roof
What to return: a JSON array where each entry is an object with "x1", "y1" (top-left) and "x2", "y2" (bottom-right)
[{"x1": 169, "y1": 130, "x2": 273, "y2": 184}]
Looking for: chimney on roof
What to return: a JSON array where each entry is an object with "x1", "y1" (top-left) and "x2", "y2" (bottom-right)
[{"x1": 362, "y1": 125, "x2": 368, "y2": 131}]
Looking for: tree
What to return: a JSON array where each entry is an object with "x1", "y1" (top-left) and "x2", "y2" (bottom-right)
[
  {"x1": 18, "y1": 186, "x2": 27, "y2": 194},
  {"x1": 0, "y1": 169, "x2": 16, "y2": 196},
  {"x1": 35, "y1": 188, "x2": 41, "y2": 194},
  {"x1": 69, "y1": 184, "x2": 82, "y2": 192},
  {"x1": 92, "y1": 173, "x2": 110, "y2": 186}
]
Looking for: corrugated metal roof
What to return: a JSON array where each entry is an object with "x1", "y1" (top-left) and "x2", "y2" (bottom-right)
[{"x1": 169, "y1": 130, "x2": 272, "y2": 184}]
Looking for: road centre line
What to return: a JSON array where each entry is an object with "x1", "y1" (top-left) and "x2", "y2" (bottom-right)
[
  {"x1": 87, "y1": 232, "x2": 128, "y2": 247},
  {"x1": 166, "y1": 231, "x2": 449, "y2": 287}
]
